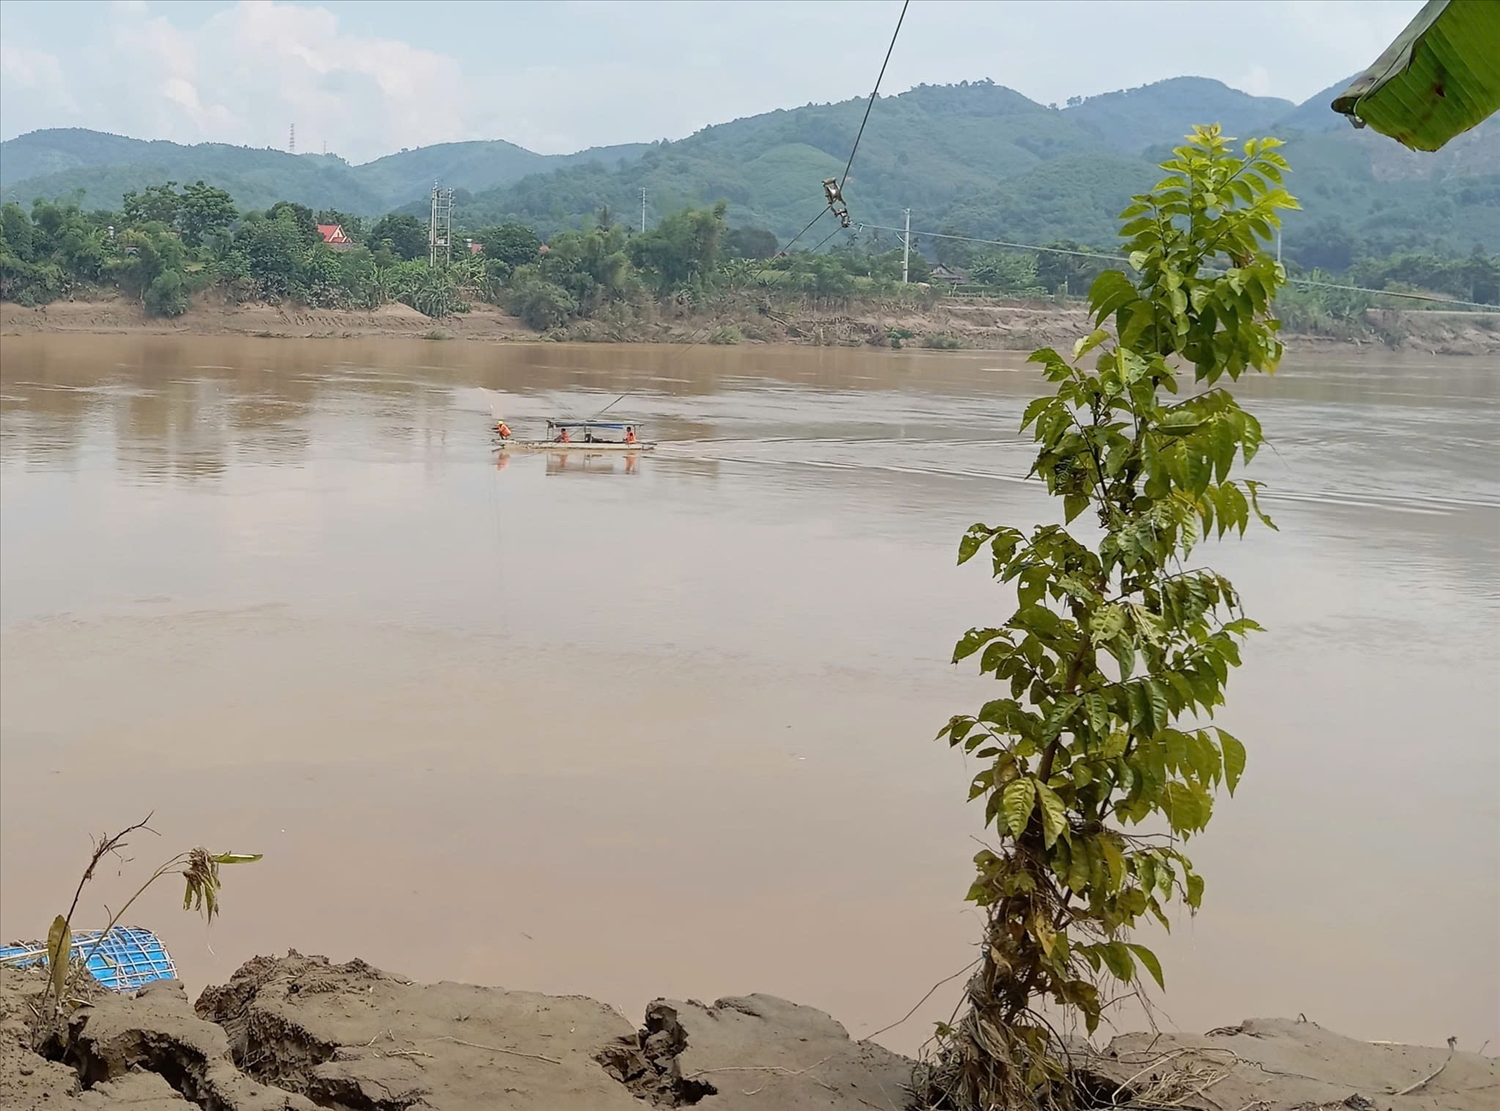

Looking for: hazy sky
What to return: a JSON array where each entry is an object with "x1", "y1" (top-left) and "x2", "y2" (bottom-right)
[{"x1": 1, "y1": 0, "x2": 1422, "y2": 163}]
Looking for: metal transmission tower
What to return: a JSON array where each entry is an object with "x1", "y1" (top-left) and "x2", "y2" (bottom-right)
[
  {"x1": 289, "y1": 124, "x2": 296, "y2": 154},
  {"x1": 429, "y1": 183, "x2": 454, "y2": 267}
]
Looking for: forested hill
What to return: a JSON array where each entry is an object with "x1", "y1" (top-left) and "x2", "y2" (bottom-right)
[
  {"x1": 449, "y1": 77, "x2": 1499, "y2": 260},
  {"x1": 0, "y1": 129, "x2": 649, "y2": 214},
  {"x1": 5, "y1": 74, "x2": 1498, "y2": 262},
  {"x1": 445, "y1": 78, "x2": 1302, "y2": 240}
]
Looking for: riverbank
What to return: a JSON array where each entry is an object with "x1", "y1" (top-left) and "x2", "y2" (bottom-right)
[
  {"x1": 5, "y1": 295, "x2": 1499, "y2": 355},
  {"x1": 2, "y1": 954, "x2": 1493, "y2": 1110}
]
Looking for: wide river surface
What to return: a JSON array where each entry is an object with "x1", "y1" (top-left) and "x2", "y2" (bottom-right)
[{"x1": 1, "y1": 335, "x2": 1496, "y2": 1055}]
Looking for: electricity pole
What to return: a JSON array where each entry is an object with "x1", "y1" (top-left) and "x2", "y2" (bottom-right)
[
  {"x1": 902, "y1": 208, "x2": 911, "y2": 284},
  {"x1": 429, "y1": 183, "x2": 453, "y2": 268},
  {"x1": 640, "y1": 188, "x2": 647, "y2": 234}
]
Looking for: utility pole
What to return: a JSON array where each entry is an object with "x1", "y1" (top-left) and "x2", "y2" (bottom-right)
[
  {"x1": 1276, "y1": 226, "x2": 1283, "y2": 266},
  {"x1": 902, "y1": 208, "x2": 911, "y2": 284},
  {"x1": 640, "y1": 188, "x2": 647, "y2": 234}
]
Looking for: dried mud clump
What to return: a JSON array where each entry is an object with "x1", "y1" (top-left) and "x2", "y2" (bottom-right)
[{"x1": 595, "y1": 1001, "x2": 718, "y2": 1107}]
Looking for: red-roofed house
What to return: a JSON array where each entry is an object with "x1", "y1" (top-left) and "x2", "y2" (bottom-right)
[{"x1": 317, "y1": 224, "x2": 353, "y2": 250}]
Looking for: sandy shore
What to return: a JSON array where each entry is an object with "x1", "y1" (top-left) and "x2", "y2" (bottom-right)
[
  {"x1": 2, "y1": 955, "x2": 1493, "y2": 1110},
  {"x1": 5, "y1": 296, "x2": 1499, "y2": 356}
]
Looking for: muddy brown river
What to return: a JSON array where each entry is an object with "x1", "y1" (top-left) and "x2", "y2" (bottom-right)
[{"x1": 1, "y1": 335, "x2": 1496, "y2": 1055}]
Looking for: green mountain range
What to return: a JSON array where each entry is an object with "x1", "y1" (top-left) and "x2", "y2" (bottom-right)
[
  {"x1": 4, "y1": 75, "x2": 1496, "y2": 264},
  {"x1": 447, "y1": 77, "x2": 1498, "y2": 262},
  {"x1": 0, "y1": 128, "x2": 648, "y2": 215}
]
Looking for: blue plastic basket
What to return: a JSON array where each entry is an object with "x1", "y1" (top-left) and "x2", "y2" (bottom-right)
[{"x1": 0, "y1": 926, "x2": 177, "y2": 992}]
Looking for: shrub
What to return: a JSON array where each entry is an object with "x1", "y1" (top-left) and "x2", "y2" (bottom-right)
[
  {"x1": 923, "y1": 331, "x2": 965, "y2": 349},
  {"x1": 143, "y1": 270, "x2": 189, "y2": 317},
  {"x1": 508, "y1": 274, "x2": 578, "y2": 330}
]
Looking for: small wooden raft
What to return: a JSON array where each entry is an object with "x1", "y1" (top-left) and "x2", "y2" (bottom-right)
[{"x1": 495, "y1": 440, "x2": 656, "y2": 452}]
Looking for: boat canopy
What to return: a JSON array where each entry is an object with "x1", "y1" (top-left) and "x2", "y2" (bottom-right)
[{"x1": 545, "y1": 420, "x2": 635, "y2": 430}]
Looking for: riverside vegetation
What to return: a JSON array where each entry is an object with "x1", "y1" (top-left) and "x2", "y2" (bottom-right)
[
  {"x1": 1, "y1": 176, "x2": 1494, "y2": 344},
  {"x1": 0, "y1": 188, "x2": 940, "y2": 330},
  {"x1": 922, "y1": 126, "x2": 1293, "y2": 1108}
]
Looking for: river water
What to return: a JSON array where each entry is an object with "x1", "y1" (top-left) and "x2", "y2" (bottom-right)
[{"x1": 1, "y1": 335, "x2": 1495, "y2": 1055}]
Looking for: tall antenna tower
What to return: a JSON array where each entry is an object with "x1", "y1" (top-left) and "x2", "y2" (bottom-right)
[
  {"x1": 289, "y1": 123, "x2": 296, "y2": 154},
  {"x1": 429, "y1": 182, "x2": 454, "y2": 267}
]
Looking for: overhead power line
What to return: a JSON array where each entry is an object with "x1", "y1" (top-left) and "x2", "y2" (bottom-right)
[
  {"x1": 778, "y1": 0, "x2": 910, "y2": 257},
  {"x1": 1283, "y1": 276, "x2": 1494, "y2": 310},
  {"x1": 857, "y1": 222, "x2": 1497, "y2": 310},
  {"x1": 841, "y1": 0, "x2": 910, "y2": 189},
  {"x1": 779, "y1": 206, "x2": 831, "y2": 255},
  {"x1": 859, "y1": 224, "x2": 1127, "y2": 264},
  {"x1": 807, "y1": 222, "x2": 852, "y2": 255}
]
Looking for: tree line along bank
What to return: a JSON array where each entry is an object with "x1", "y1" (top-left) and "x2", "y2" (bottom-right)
[{"x1": 1, "y1": 180, "x2": 1495, "y2": 334}]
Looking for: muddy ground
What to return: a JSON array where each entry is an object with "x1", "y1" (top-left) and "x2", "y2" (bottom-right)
[
  {"x1": 1, "y1": 955, "x2": 1492, "y2": 1110},
  {"x1": 4, "y1": 296, "x2": 1498, "y2": 356}
]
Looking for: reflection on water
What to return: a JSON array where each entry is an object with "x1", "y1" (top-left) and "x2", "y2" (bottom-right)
[
  {"x1": 1, "y1": 335, "x2": 1496, "y2": 1055},
  {"x1": 542, "y1": 451, "x2": 642, "y2": 477}
]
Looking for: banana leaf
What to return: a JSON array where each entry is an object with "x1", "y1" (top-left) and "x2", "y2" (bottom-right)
[{"x1": 1331, "y1": 0, "x2": 1500, "y2": 152}]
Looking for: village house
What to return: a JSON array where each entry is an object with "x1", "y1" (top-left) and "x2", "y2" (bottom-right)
[
  {"x1": 927, "y1": 264, "x2": 970, "y2": 285},
  {"x1": 316, "y1": 224, "x2": 354, "y2": 250}
]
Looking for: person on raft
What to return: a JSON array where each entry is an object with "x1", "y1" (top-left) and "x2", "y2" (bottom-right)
[
  {"x1": 495, "y1": 420, "x2": 512, "y2": 439},
  {"x1": 624, "y1": 426, "x2": 637, "y2": 444},
  {"x1": 555, "y1": 425, "x2": 571, "y2": 443}
]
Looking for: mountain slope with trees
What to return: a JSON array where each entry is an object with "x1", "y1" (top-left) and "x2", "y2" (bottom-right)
[
  {"x1": 0, "y1": 129, "x2": 648, "y2": 214},
  {"x1": 4, "y1": 75, "x2": 1497, "y2": 269},
  {"x1": 1062, "y1": 76, "x2": 1293, "y2": 154},
  {"x1": 449, "y1": 79, "x2": 1500, "y2": 263}
]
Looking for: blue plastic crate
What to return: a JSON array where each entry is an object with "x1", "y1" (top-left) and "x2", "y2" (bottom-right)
[{"x1": 0, "y1": 926, "x2": 177, "y2": 992}]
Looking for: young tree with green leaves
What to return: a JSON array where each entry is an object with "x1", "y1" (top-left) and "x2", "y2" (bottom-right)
[
  {"x1": 924, "y1": 126, "x2": 1297, "y2": 1109},
  {"x1": 369, "y1": 213, "x2": 429, "y2": 262},
  {"x1": 479, "y1": 223, "x2": 542, "y2": 272},
  {"x1": 178, "y1": 181, "x2": 237, "y2": 248},
  {"x1": 969, "y1": 252, "x2": 1045, "y2": 296},
  {"x1": 264, "y1": 201, "x2": 321, "y2": 247},
  {"x1": 122, "y1": 183, "x2": 182, "y2": 229},
  {"x1": 630, "y1": 201, "x2": 728, "y2": 294}
]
